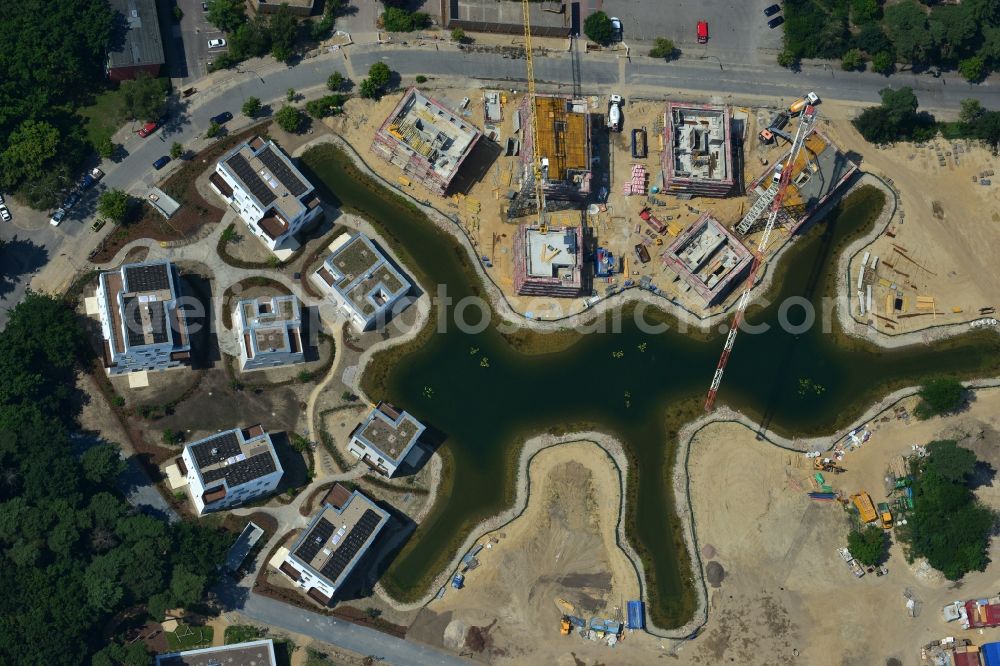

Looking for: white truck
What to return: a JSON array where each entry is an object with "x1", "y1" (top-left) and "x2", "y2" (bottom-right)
[{"x1": 607, "y1": 94, "x2": 623, "y2": 132}]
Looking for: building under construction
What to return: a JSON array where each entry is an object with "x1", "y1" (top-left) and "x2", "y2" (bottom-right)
[
  {"x1": 662, "y1": 103, "x2": 734, "y2": 198},
  {"x1": 741, "y1": 129, "x2": 858, "y2": 237},
  {"x1": 663, "y1": 212, "x2": 753, "y2": 306},
  {"x1": 513, "y1": 224, "x2": 584, "y2": 297},
  {"x1": 371, "y1": 87, "x2": 482, "y2": 196},
  {"x1": 508, "y1": 94, "x2": 592, "y2": 219}
]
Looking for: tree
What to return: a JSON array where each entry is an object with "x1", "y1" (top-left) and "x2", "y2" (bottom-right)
[
  {"x1": 359, "y1": 78, "x2": 379, "y2": 99},
  {"x1": 229, "y1": 15, "x2": 271, "y2": 59},
  {"x1": 242, "y1": 96, "x2": 262, "y2": 117},
  {"x1": 841, "y1": 48, "x2": 865, "y2": 71},
  {"x1": 206, "y1": 121, "x2": 221, "y2": 138},
  {"x1": 929, "y1": 4, "x2": 978, "y2": 61},
  {"x1": 172, "y1": 5, "x2": 183, "y2": 21},
  {"x1": 960, "y1": 98, "x2": 984, "y2": 125},
  {"x1": 871, "y1": 51, "x2": 896, "y2": 74},
  {"x1": 96, "y1": 137, "x2": 116, "y2": 159},
  {"x1": 415, "y1": 75, "x2": 428, "y2": 83},
  {"x1": 847, "y1": 525, "x2": 884, "y2": 566},
  {"x1": 584, "y1": 11, "x2": 614, "y2": 46},
  {"x1": 306, "y1": 94, "x2": 346, "y2": 118},
  {"x1": 207, "y1": 0, "x2": 247, "y2": 32},
  {"x1": 958, "y1": 55, "x2": 987, "y2": 82},
  {"x1": 97, "y1": 189, "x2": 131, "y2": 224},
  {"x1": 451, "y1": 27, "x2": 466, "y2": 43},
  {"x1": 915, "y1": 377, "x2": 966, "y2": 418},
  {"x1": 81, "y1": 442, "x2": 125, "y2": 486},
  {"x1": 884, "y1": 0, "x2": 935, "y2": 66},
  {"x1": 855, "y1": 24, "x2": 894, "y2": 58},
  {"x1": 93, "y1": 640, "x2": 150, "y2": 666},
  {"x1": 327, "y1": 71, "x2": 345, "y2": 91},
  {"x1": 275, "y1": 105, "x2": 304, "y2": 133},
  {"x1": 649, "y1": 38, "x2": 676, "y2": 60},
  {"x1": 972, "y1": 111, "x2": 1000, "y2": 149},
  {"x1": 0, "y1": 120, "x2": 61, "y2": 189},
  {"x1": 269, "y1": 4, "x2": 299, "y2": 62},
  {"x1": 381, "y1": 7, "x2": 429, "y2": 32},
  {"x1": 851, "y1": 0, "x2": 881, "y2": 24},
  {"x1": 169, "y1": 142, "x2": 183, "y2": 159},
  {"x1": 777, "y1": 48, "x2": 799, "y2": 69},
  {"x1": 120, "y1": 72, "x2": 166, "y2": 122},
  {"x1": 926, "y1": 440, "x2": 976, "y2": 483},
  {"x1": 170, "y1": 566, "x2": 207, "y2": 607},
  {"x1": 147, "y1": 591, "x2": 176, "y2": 622},
  {"x1": 287, "y1": 88, "x2": 297, "y2": 102},
  {"x1": 368, "y1": 62, "x2": 392, "y2": 89}
]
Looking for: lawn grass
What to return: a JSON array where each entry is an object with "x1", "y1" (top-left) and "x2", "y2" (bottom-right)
[
  {"x1": 77, "y1": 88, "x2": 129, "y2": 149},
  {"x1": 164, "y1": 623, "x2": 214, "y2": 651}
]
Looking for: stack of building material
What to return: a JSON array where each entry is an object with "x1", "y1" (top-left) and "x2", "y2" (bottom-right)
[{"x1": 622, "y1": 165, "x2": 648, "y2": 195}]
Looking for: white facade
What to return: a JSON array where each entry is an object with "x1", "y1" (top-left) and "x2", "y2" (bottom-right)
[
  {"x1": 347, "y1": 401, "x2": 425, "y2": 477},
  {"x1": 182, "y1": 426, "x2": 283, "y2": 515},
  {"x1": 310, "y1": 233, "x2": 412, "y2": 331},
  {"x1": 232, "y1": 295, "x2": 305, "y2": 371},
  {"x1": 211, "y1": 137, "x2": 323, "y2": 252},
  {"x1": 95, "y1": 261, "x2": 191, "y2": 376}
]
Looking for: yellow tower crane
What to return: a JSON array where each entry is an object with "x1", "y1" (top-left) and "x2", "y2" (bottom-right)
[{"x1": 522, "y1": 0, "x2": 547, "y2": 229}]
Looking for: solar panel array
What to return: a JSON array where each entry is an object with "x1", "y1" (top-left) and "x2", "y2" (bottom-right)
[
  {"x1": 319, "y1": 509, "x2": 382, "y2": 584},
  {"x1": 259, "y1": 147, "x2": 307, "y2": 196},
  {"x1": 149, "y1": 302, "x2": 167, "y2": 344},
  {"x1": 190, "y1": 431, "x2": 242, "y2": 468},
  {"x1": 227, "y1": 152, "x2": 277, "y2": 206},
  {"x1": 202, "y1": 451, "x2": 277, "y2": 485},
  {"x1": 123, "y1": 296, "x2": 145, "y2": 347},
  {"x1": 295, "y1": 517, "x2": 334, "y2": 563},
  {"x1": 124, "y1": 263, "x2": 170, "y2": 292}
]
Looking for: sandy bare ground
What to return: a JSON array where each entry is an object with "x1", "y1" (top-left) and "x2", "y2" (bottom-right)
[
  {"x1": 677, "y1": 389, "x2": 1000, "y2": 666},
  {"x1": 822, "y1": 111, "x2": 1000, "y2": 336},
  {"x1": 408, "y1": 441, "x2": 660, "y2": 664}
]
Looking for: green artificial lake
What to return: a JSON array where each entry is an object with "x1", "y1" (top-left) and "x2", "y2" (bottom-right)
[{"x1": 300, "y1": 144, "x2": 1000, "y2": 628}]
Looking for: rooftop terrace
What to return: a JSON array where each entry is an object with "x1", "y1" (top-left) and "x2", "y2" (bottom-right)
[
  {"x1": 351, "y1": 402, "x2": 424, "y2": 465},
  {"x1": 316, "y1": 234, "x2": 410, "y2": 319}
]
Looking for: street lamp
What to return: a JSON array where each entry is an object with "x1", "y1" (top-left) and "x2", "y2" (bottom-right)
[{"x1": 700, "y1": 55, "x2": 723, "y2": 72}]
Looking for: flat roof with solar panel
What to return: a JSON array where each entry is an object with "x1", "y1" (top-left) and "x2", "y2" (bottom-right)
[
  {"x1": 185, "y1": 426, "x2": 282, "y2": 492},
  {"x1": 155, "y1": 639, "x2": 276, "y2": 666},
  {"x1": 218, "y1": 137, "x2": 316, "y2": 229},
  {"x1": 96, "y1": 261, "x2": 190, "y2": 370},
  {"x1": 288, "y1": 489, "x2": 389, "y2": 593}
]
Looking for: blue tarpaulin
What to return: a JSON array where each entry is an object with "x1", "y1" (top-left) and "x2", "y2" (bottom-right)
[
  {"x1": 626, "y1": 600, "x2": 645, "y2": 629},
  {"x1": 983, "y1": 642, "x2": 1000, "y2": 666}
]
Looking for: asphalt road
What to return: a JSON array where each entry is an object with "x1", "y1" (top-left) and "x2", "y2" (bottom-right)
[{"x1": 239, "y1": 592, "x2": 470, "y2": 665}]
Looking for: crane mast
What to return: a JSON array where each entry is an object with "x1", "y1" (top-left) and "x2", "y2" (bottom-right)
[
  {"x1": 704, "y1": 105, "x2": 819, "y2": 411},
  {"x1": 522, "y1": 0, "x2": 546, "y2": 226}
]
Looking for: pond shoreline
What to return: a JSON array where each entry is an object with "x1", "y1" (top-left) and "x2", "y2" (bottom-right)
[{"x1": 294, "y1": 134, "x2": 1000, "y2": 633}]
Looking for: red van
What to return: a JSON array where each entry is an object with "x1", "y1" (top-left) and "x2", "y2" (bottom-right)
[{"x1": 697, "y1": 20, "x2": 709, "y2": 44}]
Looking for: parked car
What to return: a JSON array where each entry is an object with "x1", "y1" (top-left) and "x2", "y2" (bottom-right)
[
  {"x1": 138, "y1": 121, "x2": 159, "y2": 137},
  {"x1": 91, "y1": 167, "x2": 105, "y2": 181},
  {"x1": 202, "y1": 1, "x2": 208, "y2": 9},
  {"x1": 153, "y1": 156, "x2": 171, "y2": 170},
  {"x1": 768, "y1": 16, "x2": 785, "y2": 29},
  {"x1": 0, "y1": 205, "x2": 11, "y2": 222},
  {"x1": 78, "y1": 174, "x2": 95, "y2": 191},
  {"x1": 610, "y1": 16, "x2": 623, "y2": 42},
  {"x1": 764, "y1": 4, "x2": 781, "y2": 16},
  {"x1": 63, "y1": 192, "x2": 81, "y2": 210},
  {"x1": 49, "y1": 208, "x2": 66, "y2": 226},
  {"x1": 697, "y1": 20, "x2": 709, "y2": 44},
  {"x1": 0, "y1": 193, "x2": 5, "y2": 205},
  {"x1": 209, "y1": 111, "x2": 233, "y2": 125},
  {"x1": 208, "y1": 38, "x2": 227, "y2": 49}
]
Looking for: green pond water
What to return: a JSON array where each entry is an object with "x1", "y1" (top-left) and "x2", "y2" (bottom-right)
[{"x1": 300, "y1": 145, "x2": 1000, "y2": 627}]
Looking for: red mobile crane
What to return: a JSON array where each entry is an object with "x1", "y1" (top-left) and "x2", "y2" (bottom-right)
[{"x1": 704, "y1": 105, "x2": 819, "y2": 411}]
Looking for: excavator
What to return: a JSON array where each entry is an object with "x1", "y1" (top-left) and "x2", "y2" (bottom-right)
[{"x1": 813, "y1": 457, "x2": 845, "y2": 474}]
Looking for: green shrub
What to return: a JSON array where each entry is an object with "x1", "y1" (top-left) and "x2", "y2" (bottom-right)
[
  {"x1": 648, "y1": 38, "x2": 675, "y2": 60},
  {"x1": 583, "y1": 11, "x2": 613, "y2": 46}
]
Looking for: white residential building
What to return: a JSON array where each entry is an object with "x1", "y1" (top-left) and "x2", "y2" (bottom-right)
[
  {"x1": 233, "y1": 294, "x2": 305, "y2": 371},
  {"x1": 279, "y1": 483, "x2": 389, "y2": 605},
  {"x1": 181, "y1": 425, "x2": 283, "y2": 515},
  {"x1": 95, "y1": 261, "x2": 191, "y2": 375},
  {"x1": 310, "y1": 233, "x2": 412, "y2": 331},
  {"x1": 348, "y1": 401, "x2": 425, "y2": 477},
  {"x1": 210, "y1": 136, "x2": 323, "y2": 253}
]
